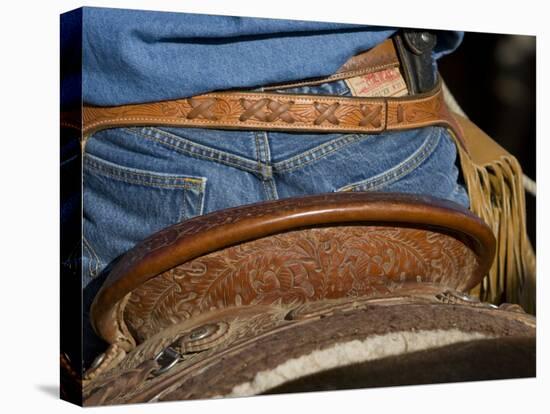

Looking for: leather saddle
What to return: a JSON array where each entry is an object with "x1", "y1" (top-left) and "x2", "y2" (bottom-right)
[{"x1": 79, "y1": 192, "x2": 535, "y2": 405}]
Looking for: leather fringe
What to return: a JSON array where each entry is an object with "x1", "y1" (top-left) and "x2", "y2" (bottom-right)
[{"x1": 450, "y1": 116, "x2": 536, "y2": 314}]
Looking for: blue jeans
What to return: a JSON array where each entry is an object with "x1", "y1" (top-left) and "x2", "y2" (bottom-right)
[{"x1": 81, "y1": 79, "x2": 469, "y2": 363}]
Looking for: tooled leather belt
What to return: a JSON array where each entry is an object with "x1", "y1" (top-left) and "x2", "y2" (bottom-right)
[{"x1": 76, "y1": 30, "x2": 466, "y2": 150}]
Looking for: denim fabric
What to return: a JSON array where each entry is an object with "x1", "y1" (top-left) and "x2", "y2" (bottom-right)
[
  {"x1": 82, "y1": 78, "x2": 469, "y2": 363},
  {"x1": 79, "y1": 7, "x2": 463, "y2": 106}
]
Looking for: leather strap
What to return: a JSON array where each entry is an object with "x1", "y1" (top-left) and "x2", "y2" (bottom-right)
[
  {"x1": 84, "y1": 294, "x2": 535, "y2": 405},
  {"x1": 82, "y1": 81, "x2": 465, "y2": 149},
  {"x1": 80, "y1": 34, "x2": 466, "y2": 150}
]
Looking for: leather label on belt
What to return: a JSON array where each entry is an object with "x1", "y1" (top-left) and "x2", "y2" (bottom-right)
[{"x1": 345, "y1": 67, "x2": 408, "y2": 97}]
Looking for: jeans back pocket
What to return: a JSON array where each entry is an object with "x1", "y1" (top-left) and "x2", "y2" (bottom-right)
[
  {"x1": 333, "y1": 127, "x2": 468, "y2": 208},
  {"x1": 83, "y1": 153, "x2": 206, "y2": 285}
]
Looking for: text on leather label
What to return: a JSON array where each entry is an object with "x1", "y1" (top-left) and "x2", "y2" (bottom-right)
[{"x1": 345, "y1": 67, "x2": 408, "y2": 97}]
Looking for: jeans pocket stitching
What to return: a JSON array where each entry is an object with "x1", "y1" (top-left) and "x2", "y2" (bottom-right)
[
  {"x1": 336, "y1": 127, "x2": 441, "y2": 192},
  {"x1": 128, "y1": 127, "x2": 260, "y2": 174},
  {"x1": 181, "y1": 174, "x2": 207, "y2": 221},
  {"x1": 180, "y1": 188, "x2": 188, "y2": 223},
  {"x1": 84, "y1": 153, "x2": 206, "y2": 190},
  {"x1": 274, "y1": 134, "x2": 366, "y2": 173},
  {"x1": 179, "y1": 182, "x2": 207, "y2": 222}
]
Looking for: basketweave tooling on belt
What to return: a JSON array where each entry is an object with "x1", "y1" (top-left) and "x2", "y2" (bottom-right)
[{"x1": 62, "y1": 29, "x2": 536, "y2": 405}]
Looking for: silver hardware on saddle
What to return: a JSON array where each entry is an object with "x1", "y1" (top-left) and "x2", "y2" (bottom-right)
[{"x1": 152, "y1": 347, "x2": 181, "y2": 376}]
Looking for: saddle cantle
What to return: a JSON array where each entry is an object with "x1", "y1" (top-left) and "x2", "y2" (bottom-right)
[
  {"x1": 79, "y1": 192, "x2": 534, "y2": 405},
  {"x1": 90, "y1": 192, "x2": 496, "y2": 348}
]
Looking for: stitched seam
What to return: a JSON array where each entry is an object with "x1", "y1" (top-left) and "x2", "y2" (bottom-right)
[
  {"x1": 274, "y1": 134, "x2": 366, "y2": 173},
  {"x1": 142, "y1": 133, "x2": 259, "y2": 174},
  {"x1": 179, "y1": 188, "x2": 188, "y2": 222},
  {"x1": 385, "y1": 89, "x2": 442, "y2": 106},
  {"x1": 391, "y1": 119, "x2": 448, "y2": 130},
  {"x1": 85, "y1": 154, "x2": 202, "y2": 183},
  {"x1": 85, "y1": 162, "x2": 202, "y2": 189},
  {"x1": 262, "y1": 131, "x2": 272, "y2": 166},
  {"x1": 84, "y1": 156, "x2": 204, "y2": 190},
  {"x1": 140, "y1": 127, "x2": 257, "y2": 167},
  {"x1": 82, "y1": 235, "x2": 102, "y2": 278},
  {"x1": 84, "y1": 95, "x2": 388, "y2": 132},
  {"x1": 254, "y1": 132, "x2": 263, "y2": 169},
  {"x1": 340, "y1": 129, "x2": 440, "y2": 192},
  {"x1": 83, "y1": 87, "x2": 443, "y2": 134},
  {"x1": 196, "y1": 184, "x2": 206, "y2": 216},
  {"x1": 130, "y1": 127, "x2": 260, "y2": 174},
  {"x1": 262, "y1": 180, "x2": 272, "y2": 200},
  {"x1": 85, "y1": 115, "x2": 385, "y2": 133},
  {"x1": 275, "y1": 134, "x2": 366, "y2": 173},
  {"x1": 210, "y1": 93, "x2": 386, "y2": 104},
  {"x1": 86, "y1": 172, "x2": 193, "y2": 189},
  {"x1": 254, "y1": 132, "x2": 271, "y2": 198},
  {"x1": 261, "y1": 131, "x2": 278, "y2": 200},
  {"x1": 262, "y1": 62, "x2": 399, "y2": 91},
  {"x1": 269, "y1": 180, "x2": 279, "y2": 200},
  {"x1": 275, "y1": 134, "x2": 361, "y2": 168},
  {"x1": 337, "y1": 128, "x2": 441, "y2": 192},
  {"x1": 329, "y1": 62, "x2": 400, "y2": 81}
]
